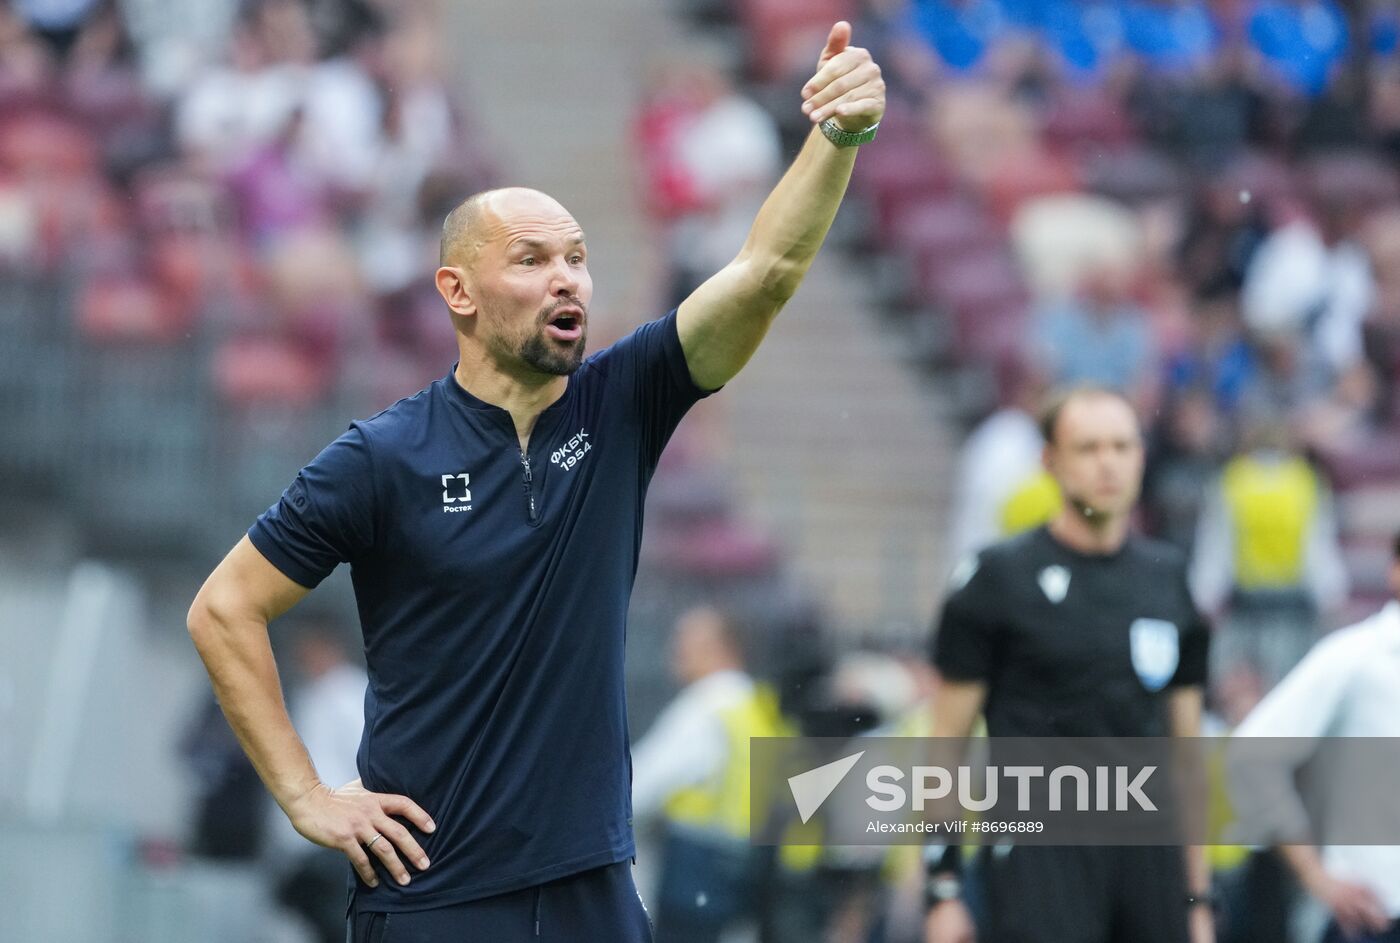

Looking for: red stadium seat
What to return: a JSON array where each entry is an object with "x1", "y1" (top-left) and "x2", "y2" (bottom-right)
[
  {"x1": 649, "y1": 518, "x2": 782, "y2": 577},
  {"x1": 1316, "y1": 432, "x2": 1400, "y2": 489},
  {"x1": 1219, "y1": 152, "x2": 1298, "y2": 214},
  {"x1": 853, "y1": 137, "x2": 955, "y2": 243},
  {"x1": 891, "y1": 195, "x2": 1000, "y2": 260},
  {"x1": 1304, "y1": 151, "x2": 1400, "y2": 208},
  {"x1": 213, "y1": 336, "x2": 331, "y2": 408},
  {"x1": 1080, "y1": 146, "x2": 1183, "y2": 205},
  {"x1": 76, "y1": 275, "x2": 189, "y2": 345},
  {"x1": 738, "y1": 0, "x2": 854, "y2": 82},
  {"x1": 1041, "y1": 88, "x2": 1135, "y2": 155},
  {"x1": 928, "y1": 249, "x2": 1030, "y2": 362},
  {"x1": 983, "y1": 148, "x2": 1081, "y2": 223}
]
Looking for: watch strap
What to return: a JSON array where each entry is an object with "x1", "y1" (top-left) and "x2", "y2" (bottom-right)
[{"x1": 820, "y1": 117, "x2": 879, "y2": 147}]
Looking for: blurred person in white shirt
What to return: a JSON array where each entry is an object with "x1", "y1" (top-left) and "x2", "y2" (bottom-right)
[
  {"x1": 640, "y1": 51, "x2": 782, "y2": 307},
  {"x1": 1234, "y1": 532, "x2": 1400, "y2": 943}
]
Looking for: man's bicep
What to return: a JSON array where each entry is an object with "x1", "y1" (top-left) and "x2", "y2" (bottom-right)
[
  {"x1": 676, "y1": 258, "x2": 786, "y2": 391},
  {"x1": 193, "y1": 535, "x2": 313, "y2": 627}
]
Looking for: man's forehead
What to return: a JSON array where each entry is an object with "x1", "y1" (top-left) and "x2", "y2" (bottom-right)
[
  {"x1": 1060, "y1": 395, "x2": 1140, "y2": 439},
  {"x1": 479, "y1": 189, "x2": 583, "y2": 244}
]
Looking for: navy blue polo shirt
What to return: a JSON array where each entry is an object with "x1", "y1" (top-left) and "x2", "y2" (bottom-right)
[{"x1": 249, "y1": 310, "x2": 712, "y2": 911}]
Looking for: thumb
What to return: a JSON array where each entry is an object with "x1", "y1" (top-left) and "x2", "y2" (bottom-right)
[{"x1": 819, "y1": 20, "x2": 851, "y2": 63}]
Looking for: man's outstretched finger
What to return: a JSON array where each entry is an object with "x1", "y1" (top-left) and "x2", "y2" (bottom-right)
[
  {"x1": 365, "y1": 828, "x2": 413, "y2": 886},
  {"x1": 379, "y1": 792, "x2": 437, "y2": 834}
]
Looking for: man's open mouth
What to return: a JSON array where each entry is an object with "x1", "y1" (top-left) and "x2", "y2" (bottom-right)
[{"x1": 544, "y1": 307, "x2": 584, "y2": 342}]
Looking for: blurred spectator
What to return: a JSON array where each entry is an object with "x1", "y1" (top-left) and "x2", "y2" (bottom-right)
[
  {"x1": 1190, "y1": 416, "x2": 1348, "y2": 689},
  {"x1": 353, "y1": 13, "x2": 461, "y2": 296},
  {"x1": 631, "y1": 606, "x2": 783, "y2": 943},
  {"x1": 1163, "y1": 289, "x2": 1257, "y2": 417},
  {"x1": 1144, "y1": 386, "x2": 1231, "y2": 553},
  {"x1": 11, "y1": 0, "x2": 104, "y2": 58},
  {"x1": 947, "y1": 358, "x2": 1057, "y2": 560},
  {"x1": 1011, "y1": 193, "x2": 1142, "y2": 301},
  {"x1": 271, "y1": 621, "x2": 367, "y2": 943},
  {"x1": 1241, "y1": 190, "x2": 1375, "y2": 378},
  {"x1": 635, "y1": 50, "x2": 782, "y2": 307},
  {"x1": 1030, "y1": 262, "x2": 1159, "y2": 405},
  {"x1": 1177, "y1": 182, "x2": 1270, "y2": 300},
  {"x1": 1234, "y1": 532, "x2": 1400, "y2": 943},
  {"x1": 173, "y1": 3, "x2": 311, "y2": 174}
]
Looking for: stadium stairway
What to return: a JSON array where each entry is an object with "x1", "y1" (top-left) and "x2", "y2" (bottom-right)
[{"x1": 446, "y1": 2, "x2": 955, "y2": 635}]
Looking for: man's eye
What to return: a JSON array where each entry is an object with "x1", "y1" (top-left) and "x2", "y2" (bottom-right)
[
  {"x1": 520, "y1": 257, "x2": 536, "y2": 266},
  {"x1": 570, "y1": 255, "x2": 584, "y2": 265}
]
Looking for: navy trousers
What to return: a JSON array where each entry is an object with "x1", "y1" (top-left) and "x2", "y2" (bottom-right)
[{"x1": 348, "y1": 861, "x2": 653, "y2": 942}]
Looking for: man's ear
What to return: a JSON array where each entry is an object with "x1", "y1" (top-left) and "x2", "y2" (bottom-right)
[{"x1": 435, "y1": 266, "x2": 477, "y2": 317}]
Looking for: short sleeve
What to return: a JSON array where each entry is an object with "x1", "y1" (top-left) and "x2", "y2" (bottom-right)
[
  {"x1": 248, "y1": 426, "x2": 376, "y2": 588},
  {"x1": 1169, "y1": 569, "x2": 1211, "y2": 688},
  {"x1": 591, "y1": 309, "x2": 717, "y2": 470},
  {"x1": 930, "y1": 555, "x2": 1003, "y2": 682}
]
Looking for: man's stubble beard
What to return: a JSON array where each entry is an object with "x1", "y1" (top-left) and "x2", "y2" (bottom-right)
[
  {"x1": 483, "y1": 300, "x2": 589, "y2": 377},
  {"x1": 519, "y1": 327, "x2": 587, "y2": 376}
]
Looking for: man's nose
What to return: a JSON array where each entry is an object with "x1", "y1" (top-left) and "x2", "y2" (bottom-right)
[{"x1": 550, "y1": 260, "x2": 579, "y2": 297}]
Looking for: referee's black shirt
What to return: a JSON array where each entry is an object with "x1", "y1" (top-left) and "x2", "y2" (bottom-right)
[{"x1": 931, "y1": 526, "x2": 1209, "y2": 738}]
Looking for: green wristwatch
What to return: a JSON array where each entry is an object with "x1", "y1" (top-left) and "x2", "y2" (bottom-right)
[{"x1": 820, "y1": 117, "x2": 879, "y2": 147}]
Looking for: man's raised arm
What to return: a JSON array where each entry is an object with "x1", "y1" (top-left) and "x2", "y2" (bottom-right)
[{"x1": 676, "y1": 20, "x2": 885, "y2": 391}]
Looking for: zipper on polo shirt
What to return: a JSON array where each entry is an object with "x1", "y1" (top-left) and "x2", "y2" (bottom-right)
[{"x1": 519, "y1": 450, "x2": 540, "y2": 525}]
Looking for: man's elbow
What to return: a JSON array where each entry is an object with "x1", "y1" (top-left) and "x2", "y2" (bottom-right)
[
  {"x1": 740, "y1": 254, "x2": 807, "y2": 304},
  {"x1": 186, "y1": 583, "x2": 242, "y2": 653},
  {"x1": 186, "y1": 592, "x2": 220, "y2": 651}
]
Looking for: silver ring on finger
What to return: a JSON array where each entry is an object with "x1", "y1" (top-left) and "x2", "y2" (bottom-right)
[{"x1": 365, "y1": 834, "x2": 383, "y2": 849}]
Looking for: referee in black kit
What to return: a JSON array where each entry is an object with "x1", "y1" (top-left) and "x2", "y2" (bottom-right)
[{"x1": 922, "y1": 386, "x2": 1214, "y2": 943}]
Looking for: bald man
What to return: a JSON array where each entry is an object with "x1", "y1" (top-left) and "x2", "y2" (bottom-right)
[{"x1": 187, "y1": 22, "x2": 884, "y2": 942}]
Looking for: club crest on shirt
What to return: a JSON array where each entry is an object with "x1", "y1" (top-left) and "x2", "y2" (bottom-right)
[
  {"x1": 1037, "y1": 565, "x2": 1071, "y2": 603},
  {"x1": 1129, "y1": 618, "x2": 1180, "y2": 692},
  {"x1": 441, "y1": 473, "x2": 472, "y2": 513}
]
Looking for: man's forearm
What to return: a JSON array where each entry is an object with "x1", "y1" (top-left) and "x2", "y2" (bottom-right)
[
  {"x1": 188, "y1": 607, "x2": 320, "y2": 809},
  {"x1": 735, "y1": 126, "x2": 859, "y2": 300}
]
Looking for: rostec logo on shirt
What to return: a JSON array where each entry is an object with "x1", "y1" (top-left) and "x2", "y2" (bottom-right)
[
  {"x1": 551, "y1": 428, "x2": 593, "y2": 472},
  {"x1": 442, "y1": 473, "x2": 472, "y2": 512}
]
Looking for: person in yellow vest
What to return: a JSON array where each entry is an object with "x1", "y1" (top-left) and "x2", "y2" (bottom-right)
[
  {"x1": 631, "y1": 605, "x2": 784, "y2": 943},
  {"x1": 1189, "y1": 416, "x2": 1348, "y2": 692}
]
